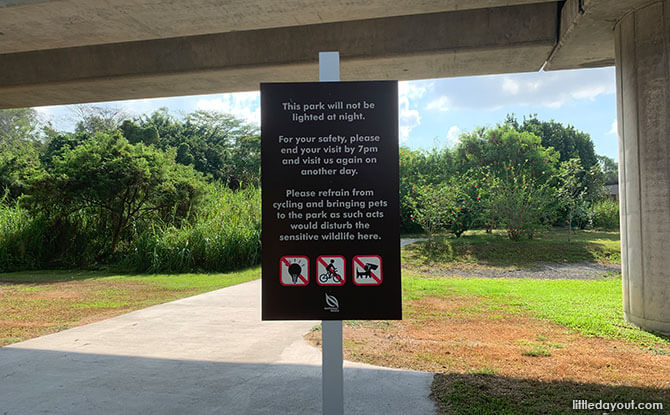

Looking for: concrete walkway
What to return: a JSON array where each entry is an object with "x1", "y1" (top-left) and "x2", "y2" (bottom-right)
[{"x1": 0, "y1": 279, "x2": 436, "y2": 415}]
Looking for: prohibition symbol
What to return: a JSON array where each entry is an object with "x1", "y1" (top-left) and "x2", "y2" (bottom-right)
[
  {"x1": 280, "y1": 256, "x2": 309, "y2": 286},
  {"x1": 317, "y1": 255, "x2": 346, "y2": 286},
  {"x1": 352, "y1": 255, "x2": 382, "y2": 286}
]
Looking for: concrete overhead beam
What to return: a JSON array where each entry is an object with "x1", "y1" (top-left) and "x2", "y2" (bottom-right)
[
  {"x1": 0, "y1": 2, "x2": 557, "y2": 108},
  {"x1": 544, "y1": 0, "x2": 654, "y2": 70},
  {"x1": 0, "y1": 0, "x2": 557, "y2": 54}
]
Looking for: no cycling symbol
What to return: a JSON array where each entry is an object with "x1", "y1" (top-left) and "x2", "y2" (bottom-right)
[
  {"x1": 280, "y1": 256, "x2": 309, "y2": 286},
  {"x1": 353, "y1": 255, "x2": 382, "y2": 286},
  {"x1": 317, "y1": 255, "x2": 346, "y2": 286}
]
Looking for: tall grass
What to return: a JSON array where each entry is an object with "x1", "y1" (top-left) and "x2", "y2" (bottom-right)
[
  {"x1": 0, "y1": 186, "x2": 261, "y2": 273},
  {"x1": 123, "y1": 185, "x2": 261, "y2": 273},
  {"x1": 0, "y1": 197, "x2": 46, "y2": 271}
]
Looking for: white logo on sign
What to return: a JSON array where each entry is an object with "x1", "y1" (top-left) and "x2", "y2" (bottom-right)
[{"x1": 324, "y1": 293, "x2": 340, "y2": 312}]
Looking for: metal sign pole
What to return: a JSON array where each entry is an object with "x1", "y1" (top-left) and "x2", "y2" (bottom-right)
[{"x1": 319, "y1": 51, "x2": 344, "y2": 415}]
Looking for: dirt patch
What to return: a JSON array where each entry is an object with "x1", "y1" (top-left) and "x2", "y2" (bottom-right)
[
  {"x1": 0, "y1": 279, "x2": 191, "y2": 346},
  {"x1": 305, "y1": 296, "x2": 670, "y2": 389}
]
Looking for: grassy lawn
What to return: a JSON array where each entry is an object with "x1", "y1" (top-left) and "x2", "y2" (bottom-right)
[
  {"x1": 0, "y1": 267, "x2": 259, "y2": 346},
  {"x1": 403, "y1": 274, "x2": 668, "y2": 346},
  {"x1": 308, "y1": 229, "x2": 669, "y2": 414},
  {"x1": 403, "y1": 229, "x2": 621, "y2": 268}
]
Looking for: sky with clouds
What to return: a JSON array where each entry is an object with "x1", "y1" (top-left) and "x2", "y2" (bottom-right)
[{"x1": 34, "y1": 66, "x2": 619, "y2": 161}]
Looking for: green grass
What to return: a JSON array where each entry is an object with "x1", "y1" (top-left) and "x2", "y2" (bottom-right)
[
  {"x1": 0, "y1": 267, "x2": 260, "y2": 290},
  {"x1": 403, "y1": 229, "x2": 620, "y2": 268},
  {"x1": 403, "y1": 274, "x2": 669, "y2": 346}
]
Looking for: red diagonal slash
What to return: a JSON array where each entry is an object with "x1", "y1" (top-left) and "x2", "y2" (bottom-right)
[
  {"x1": 281, "y1": 257, "x2": 308, "y2": 284},
  {"x1": 318, "y1": 257, "x2": 341, "y2": 279},
  {"x1": 354, "y1": 257, "x2": 381, "y2": 283}
]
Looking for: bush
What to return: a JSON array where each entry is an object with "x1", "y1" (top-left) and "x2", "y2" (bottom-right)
[
  {"x1": 484, "y1": 166, "x2": 557, "y2": 241},
  {"x1": 591, "y1": 199, "x2": 619, "y2": 230}
]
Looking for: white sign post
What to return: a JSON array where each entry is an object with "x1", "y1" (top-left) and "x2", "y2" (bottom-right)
[{"x1": 319, "y1": 51, "x2": 344, "y2": 415}]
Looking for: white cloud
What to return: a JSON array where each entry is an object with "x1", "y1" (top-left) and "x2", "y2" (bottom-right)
[
  {"x1": 607, "y1": 119, "x2": 618, "y2": 135},
  {"x1": 197, "y1": 91, "x2": 260, "y2": 125},
  {"x1": 399, "y1": 80, "x2": 429, "y2": 101},
  {"x1": 424, "y1": 67, "x2": 616, "y2": 112},
  {"x1": 502, "y1": 77, "x2": 520, "y2": 95},
  {"x1": 426, "y1": 96, "x2": 451, "y2": 112},
  {"x1": 397, "y1": 80, "x2": 433, "y2": 142},
  {"x1": 446, "y1": 126, "x2": 462, "y2": 147},
  {"x1": 399, "y1": 96, "x2": 420, "y2": 142}
]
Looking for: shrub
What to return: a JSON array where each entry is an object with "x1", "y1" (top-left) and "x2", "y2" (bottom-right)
[{"x1": 591, "y1": 199, "x2": 620, "y2": 230}]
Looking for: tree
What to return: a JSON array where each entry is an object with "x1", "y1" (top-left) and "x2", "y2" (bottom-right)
[
  {"x1": 597, "y1": 155, "x2": 618, "y2": 185},
  {"x1": 71, "y1": 105, "x2": 127, "y2": 135},
  {"x1": 0, "y1": 108, "x2": 42, "y2": 145},
  {"x1": 408, "y1": 183, "x2": 457, "y2": 244},
  {"x1": 517, "y1": 115, "x2": 598, "y2": 169},
  {"x1": 120, "y1": 120, "x2": 159, "y2": 146},
  {"x1": 399, "y1": 146, "x2": 457, "y2": 232},
  {"x1": 455, "y1": 124, "x2": 558, "y2": 181},
  {"x1": 557, "y1": 158, "x2": 586, "y2": 240},
  {"x1": 0, "y1": 109, "x2": 44, "y2": 199},
  {"x1": 135, "y1": 109, "x2": 261, "y2": 186},
  {"x1": 28, "y1": 132, "x2": 207, "y2": 254}
]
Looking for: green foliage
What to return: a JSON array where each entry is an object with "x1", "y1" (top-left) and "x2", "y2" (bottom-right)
[
  {"x1": 399, "y1": 146, "x2": 457, "y2": 233},
  {"x1": 484, "y1": 165, "x2": 556, "y2": 241},
  {"x1": 0, "y1": 140, "x2": 43, "y2": 200},
  {"x1": 136, "y1": 109, "x2": 261, "y2": 187},
  {"x1": 0, "y1": 108, "x2": 42, "y2": 143},
  {"x1": 516, "y1": 114, "x2": 598, "y2": 169},
  {"x1": 28, "y1": 132, "x2": 207, "y2": 255},
  {"x1": 455, "y1": 124, "x2": 558, "y2": 180},
  {"x1": 123, "y1": 186, "x2": 260, "y2": 273},
  {"x1": 408, "y1": 183, "x2": 457, "y2": 239},
  {"x1": 120, "y1": 120, "x2": 159, "y2": 145},
  {"x1": 591, "y1": 199, "x2": 620, "y2": 230},
  {"x1": 597, "y1": 154, "x2": 619, "y2": 185}
]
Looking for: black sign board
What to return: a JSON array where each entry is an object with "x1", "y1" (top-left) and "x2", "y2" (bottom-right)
[{"x1": 261, "y1": 81, "x2": 400, "y2": 320}]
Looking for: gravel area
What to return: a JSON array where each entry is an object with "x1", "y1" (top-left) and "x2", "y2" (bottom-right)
[
  {"x1": 424, "y1": 262, "x2": 622, "y2": 280},
  {"x1": 400, "y1": 238, "x2": 621, "y2": 280}
]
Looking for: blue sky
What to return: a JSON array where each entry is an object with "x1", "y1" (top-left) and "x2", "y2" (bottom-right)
[{"x1": 34, "y1": 66, "x2": 619, "y2": 161}]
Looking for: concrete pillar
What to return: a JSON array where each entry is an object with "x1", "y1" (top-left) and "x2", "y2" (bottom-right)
[{"x1": 615, "y1": 0, "x2": 670, "y2": 335}]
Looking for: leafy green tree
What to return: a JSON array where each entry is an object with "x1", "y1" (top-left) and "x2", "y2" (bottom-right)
[
  {"x1": 517, "y1": 114, "x2": 598, "y2": 169},
  {"x1": 72, "y1": 105, "x2": 127, "y2": 135},
  {"x1": 120, "y1": 120, "x2": 159, "y2": 146},
  {"x1": 399, "y1": 146, "x2": 457, "y2": 232},
  {"x1": 455, "y1": 125, "x2": 558, "y2": 181},
  {"x1": 483, "y1": 165, "x2": 557, "y2": 241},
  {"x1": 597, "y1": 155, "x2": 618, "y2": 185},
  {"x1": 0, "y1": 108, "x2": 42, "y2": 144},
  {"x1": 0, "y1": 140, "x2": 43, "y2": 199},
  {"x1": 557, "y1": 158, "x2": 586, "y2": 239},
  {"x1": 135, "y1": 109, "x2": 260, "y2": 187},
  {"x1": 0, "y1": 109, "x2": 45, "y2": 199},
  {"x1": 29, "y1": 132, "x2": 207, "y2": 254},
  {"x1": 408, "y1": 183, "x2": 457, "y2": 243}
]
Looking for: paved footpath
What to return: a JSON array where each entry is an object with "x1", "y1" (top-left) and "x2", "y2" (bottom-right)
[{"x1": 0, "y1": 279, "x2": 436, "y2": 415}]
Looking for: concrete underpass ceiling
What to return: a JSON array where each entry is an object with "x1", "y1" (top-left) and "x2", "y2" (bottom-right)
[{"x1": 0, "y1": 0, "x2": 652, "y2": 108}]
